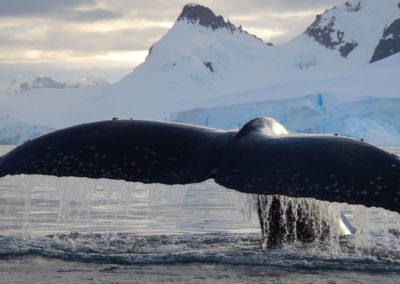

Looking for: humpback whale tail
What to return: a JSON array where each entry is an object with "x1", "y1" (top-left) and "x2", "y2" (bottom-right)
[
  {"x1": 0, "y1": 120, "x2": 229, "y2": 184},
  {"x1": 0, "y1": 118, "x2": 400, "y2": 214}
]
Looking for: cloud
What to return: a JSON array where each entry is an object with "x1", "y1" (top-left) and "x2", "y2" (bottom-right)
[
  {"x1": 66, "y1": 8, "x2": 122, "y2": 22},
  {"x1": 0, "y1": 19, "x2": 166, "y2": 51},
  {"x1": 93, "y1": 0, "x2": 345, "y2": 42},
  {"x1": 0, "y1": 0, "x2": 94, "y2": 16},
  {"x1": 0, "y1": 0, "x2": 122, "y2": 22},
  {"x1": 206, "y1": 0, "x2": 344, "y2": 14},
  {"x1": 0, "y1": 0, "x2": 346, "y2": 80}
]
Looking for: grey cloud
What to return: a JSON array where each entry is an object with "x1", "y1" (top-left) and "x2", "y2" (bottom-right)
[
  {"x1": 0, "y1": 0, "x2": 344, "y2": 26},
  {"x1": 67, "y1": 8, "x2": 123, "y2": 22},
  {"x1": 96, "y1": 0, "x2": 345, "y2": 40},
  {"x1": 0, "y1": 0, "x2": 95, "y2": 16},
  {"x1": 101, "y1": 0, "x2": 344, "y2": 18},
  {"x1": 44, "y1": 27, "x2": 164, "y2": 51},
  {"x1": 208, "y1": 0, "x2": 345, "y2": 14},
  {"x1": 0, "y1": 23, "x2": 165, "y2": 52},
  {"x1": 0, "y1": 0, "x2": 122, "y2": 22}
]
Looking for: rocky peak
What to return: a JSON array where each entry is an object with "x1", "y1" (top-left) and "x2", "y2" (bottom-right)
[{"x1": 177, "y1": 4, "x2": 237, "y2": 32}]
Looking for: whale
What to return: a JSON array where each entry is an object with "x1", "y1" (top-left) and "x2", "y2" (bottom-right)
[{"x1": 0, "y1": 117, "x2": 400, "y2": 215}]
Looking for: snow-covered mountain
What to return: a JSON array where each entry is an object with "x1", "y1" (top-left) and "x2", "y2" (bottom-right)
[
  {"x1": 6, "y1": 76, "x2": 110, "y2": 95},
  {"x1": 113, "y1": 3, "x2": 274, "y2": 111},
  {"x1": 0, "y1": 0, "x2": 399, "y2": 144},
  {"x1": 118, "y1": 0, "x2": 400, "y2": 95},
  {"x1": 113, "y1": 0, "x2": 400, "y2": 118},
  {"x1": 305, "y1": 0, "x2": 400, "y2": 63}
]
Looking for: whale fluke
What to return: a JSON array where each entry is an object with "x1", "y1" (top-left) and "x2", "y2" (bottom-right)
[
  {"x1": 0, "y1": 120, "x2": 233, "y2": 185},
  {"x1": 0, "y1": 118, "x2": 400, "y2": 213}
]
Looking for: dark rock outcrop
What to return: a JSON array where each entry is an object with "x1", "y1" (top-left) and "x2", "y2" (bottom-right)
[
  {"x1": 203, "y1": 62, "x2": 214, "y2": 73},
  {"x1": 345, "y1": 1, "x2": 363, "y2": 12},
  {"x1": 339, "y1": 42, "x2": 358, "y2": 57},
  {"x1": 370, "y1": 18, "x2": 400, "y2": 63},
  {"x1": 178, "y1": 4, "x2": 237, "y2": 32},
  {"x1": 305, "y1": 14, "x2": 358, "y2": 58}
]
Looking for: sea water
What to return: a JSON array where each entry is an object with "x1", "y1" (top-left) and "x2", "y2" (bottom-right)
[{"x1": 0, "y1": 145, "x2": 400, "y2": 283}]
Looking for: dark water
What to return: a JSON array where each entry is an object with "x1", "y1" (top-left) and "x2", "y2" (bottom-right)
[{"x1": 1, "y1": 145, "x2": 400, "y2": 283}]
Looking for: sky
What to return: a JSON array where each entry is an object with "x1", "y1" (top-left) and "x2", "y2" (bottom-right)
[{"x1": 0, "y1": 0, "x2": 344, "y2": 83}]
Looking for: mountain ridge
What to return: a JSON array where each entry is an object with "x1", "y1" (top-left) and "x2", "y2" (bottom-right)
[
  {"x1": 6, "y1": 76, "x2": 110, "y2": 95},
  {"x1": 0, "y1": 0, "x2": 399, "y2": 137},
  {"x1": 303, "y1": 0, "x2": 400, "y2": 62}
]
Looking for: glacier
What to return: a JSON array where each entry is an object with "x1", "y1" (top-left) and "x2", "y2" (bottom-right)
[
  {"x1": 172, "y1": 53, "x2": 400, "y2": 146},
  {"x1": 0, "y1": 117, "x2": 52, "y2": 145}
]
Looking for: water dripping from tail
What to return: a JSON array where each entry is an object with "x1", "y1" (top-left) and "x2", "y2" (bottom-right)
[{"x1": 257, "y1": 195, "x2": 342, "y2": 249}]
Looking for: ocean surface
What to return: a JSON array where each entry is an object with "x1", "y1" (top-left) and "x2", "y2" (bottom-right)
[{"x1": 1, "y1": 145, "x2": 400, "y2": 283}]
